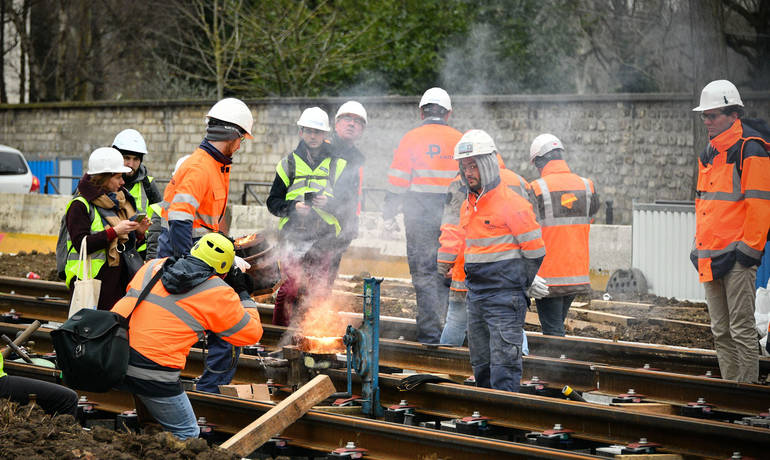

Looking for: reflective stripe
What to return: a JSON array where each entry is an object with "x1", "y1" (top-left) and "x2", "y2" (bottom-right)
[
  {"x1": 241, "y1": 298, "x2": 258, "y2": 309},
  {"x1": 535, "y1": 178, "x2": 552, "y2": 222},
  {"x1": 517, "y1": 228, "x2": 542, "y2": 243},
  {"x1": 450, "y1": 279, "x2": 467, "y2": 291},
  {"x1": 699, "y1": 191, "x2": 744, "y2": 202},
  {"x1": 142, "y1": 292, "x2": 206, "y2": 340},
  {"x1": 159, "y1": 200, "x2": 170, "y2": 210},
  {"x1": 126, "y1": 364, "x2": 180, "y2": 382},
  {"x1": 541, "y1": 216, "x2": 591, "y2": 227},
  {"x1": 168, "y1": 210, "x2": 194, "y2": 222},
  {"x1": 466, "y1": 234, "x2": 516, "y2": 247},
  {"x1": 465, "y1": 249, "x2": 522, "y2": 263},
  {"x1": 522, "y1": 246, "x2": 546, "y2": 258},
  {"x1": 288, "y1": 181, "x2": 325, "y2": 194},
  {"x1": 409, "y1": 183, "x2": 448, "y2": 193},
  {"x1": 197, "y1": 212, "x2": 219, "y2": 226},
  {"x1": 697, "y1": 241, "x2": 738, "y2": 258},
  {"x1": 745, "y1": 189, "x2": 770, "y2": 200},
  {"x1": 217, "y1": 311, "x2": 252, "y2": 338},
  {"x1": 192, "y1": 227, "x2": 211, "y2": 238},
  {"x1": 737, "y1": 241, "x2": 763, "y2": 259},
  {"x1": 172, "y1": 193, "x2": 200, "y2": 208},
  {"x1": 543, "y1": 274, "x2": 590, "y2": 286},
  {"x1": 412, "y1": 169, "x2": 458, "y2": 179},
  {"x1": 437, "y1": 251, "x2": 457, "y2": 263},
  {"x1": 388, "y1": 168, "x2": 411, "y2": 181},
  {"x1": 508, "y1": 183, "x2": 528, "y2": 198},
  {"x1": 581, "y1": 177, "x2": 592, "y2": 218}
]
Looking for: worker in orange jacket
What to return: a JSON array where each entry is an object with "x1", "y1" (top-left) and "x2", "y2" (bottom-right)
[
  {"x1": 113, "y1": 233, "x2": 263, "y2": 439},
  {"x1": 455, "y1": 130, "x2": 545, "y2": 392},
  {"x1": 158, "y1": 97, "x2": 255, "y2": 394},
  {"x1": 437, "y1": 135, "x2": 535, "y2": 347},
  {"x1": 383, "y1": 87, "x2": 463, "y2": 344},
  {"x1": 529, "y1": 133, "x2": 599, "y2": 336},
  {"x1": 691, "y1": 80, "x2": 770, "y2": 383}
]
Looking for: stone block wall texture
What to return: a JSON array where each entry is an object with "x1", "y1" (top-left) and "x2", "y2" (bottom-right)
[{"x1": 1, "y1": 93, "x2": 768, "y2": 224}]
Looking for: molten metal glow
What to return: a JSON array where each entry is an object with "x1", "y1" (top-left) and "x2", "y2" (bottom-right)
[
  {"x1": 296, "y1": 296, "x2": 347, "y2": 353},
  {"x1": 234, "y1": 233, "x2": 258, "y2": 247},
  {"x1": 297, "y1": 335, "x2": 344, "y2": 354}
]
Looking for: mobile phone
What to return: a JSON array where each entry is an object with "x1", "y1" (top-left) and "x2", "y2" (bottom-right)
[
  {"x1": 304, "y1": 192, "x2": 317, "y2": 204},
  {"x1": 131, "y1": 213, "x2": 147, "y2": 222}
]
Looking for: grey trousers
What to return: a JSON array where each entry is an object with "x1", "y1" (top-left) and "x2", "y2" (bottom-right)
[{"x1": 703, "y1": 263, "x2": 759, "y2": 383}]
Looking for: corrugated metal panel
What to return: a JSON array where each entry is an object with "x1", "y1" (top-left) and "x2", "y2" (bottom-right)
[
  {"x1": 28, "y1": 160, "x2": 58, "y2": 194},
  {"x1": 632, "y1": 202, "x2": 705, "y2": 302}
]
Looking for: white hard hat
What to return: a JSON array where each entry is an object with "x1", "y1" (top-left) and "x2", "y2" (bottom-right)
[
  {"x1": 692, "y1": 79, "x2": 744, "y2": 112},
  {"x1": 173, "y1": 154, "x2": 191, "y2": 176},
  {"x1": 297, "y1": 107, "x2": 330, "y2": 132},
  {"x1": 87, "y1": 147, "x2": 132, "y2": 175},
  {"x1": 530, "y1": 133, "x2": 564, "y2": 162},
  {"x1": 112, "y1": 129, "x2": 148, "y2": 155},
  {"x1": 206, "y1": 98, "x2": 254, "y2": 139},
  {"x1": 335, "y1": 101, "x2": 367, "y2": 124},
  {"x1": 419, "y1": 87, "x2": 452, "y2": 111},
  {"x1": 454, "y1": 129, "x2": 496, "y2": 160}
]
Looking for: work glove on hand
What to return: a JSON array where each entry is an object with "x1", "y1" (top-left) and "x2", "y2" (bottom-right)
[
  {"x1": 383, "y1": 218, "x2": 400, "y2": 234},
  {"x1": 527, "y1": 275, "x2": 549, "y2": 299},
  {"x1": 224, "y1": 267, "x2": 254, "y2": 295},
  {"x1": 233, "y1": 255, "x2": 251, "y2": 272},
  {"x1": 437, "y1": 262, "x2": 453, "y2": 278}
]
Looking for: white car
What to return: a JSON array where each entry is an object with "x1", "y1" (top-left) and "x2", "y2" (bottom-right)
[{"x1": 0, "y1": 144, "x2": 39, "y2": 193}]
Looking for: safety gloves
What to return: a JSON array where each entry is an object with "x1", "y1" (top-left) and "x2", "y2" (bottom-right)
[
  {"x1": 437, "y1": 262, "x2": 452, "y2": 278},
  {"x1": 527, "y1": 275, "x2": 550, "y2": 299},
  {"x1": 224, "y1": 267, "x2": 255, "y2": 296},
  {"x1": 233, "y1": 255, "x2": 251, "y2": 272}
]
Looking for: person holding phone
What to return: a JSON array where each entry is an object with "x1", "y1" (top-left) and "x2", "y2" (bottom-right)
[{"x1": 266, "y1": 107, "x2": 352, "y2": 326}]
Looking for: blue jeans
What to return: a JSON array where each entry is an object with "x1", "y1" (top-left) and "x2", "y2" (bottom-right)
[
  {"x1": 196, "y1": 334, "x2": 240, "y2": 393},
  {"x1": 404, "y1": 202, "x2": 448, "y2": 344},
  {"x1": 536, "y1": 295, "x2": 575, "y2": 336},
  {"x1": 440, "y1": 296, "x2": 468, "y2": 346},
  {"x1": 467, "y1": 294, "x2": 526, "y2": 392},
  {"x1": 137, "y1": 392, "x2": 199, "y2": 439}
]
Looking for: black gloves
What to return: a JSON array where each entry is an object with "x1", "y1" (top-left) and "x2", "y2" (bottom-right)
[{"x1": 224, "y1": 267, "x2": 254, "y2": 295}]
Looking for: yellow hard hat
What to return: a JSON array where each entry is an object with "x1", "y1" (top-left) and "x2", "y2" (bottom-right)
[{"x1": 190, "y1": 233, "x2": 234, "y2": 274}]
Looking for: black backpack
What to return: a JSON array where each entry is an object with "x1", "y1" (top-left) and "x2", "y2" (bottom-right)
[{"x1": 51, "y1": 262, "x2": 164, "y2": 392}]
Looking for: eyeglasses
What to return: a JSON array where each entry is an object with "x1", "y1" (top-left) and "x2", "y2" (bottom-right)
[
  {"x1": 700, "y1": 112, "x2": 725, "y2": 121},
  {"x1": 339, "y1": 115, "x2": 365, "y2": 126}
]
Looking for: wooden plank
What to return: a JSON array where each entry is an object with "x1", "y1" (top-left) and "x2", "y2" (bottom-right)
[
  {"x1": 569, "y1": 307, "x2": 637, "y2": 326},
  {"x1": 648, "y1": 317, "x2": 711, "y2": 331},
  {"x1": 220, "y1": 374, "x2": 336, "y2": 456},
  {"x1": 589, "y1": 299, "x2": 655, "y2": 310},
  {"x1": 611, "y1": 402, "x2": 676, "y2": 415},
  {"x1": 526, "y1": 311, "x2": 615, "y2": 333}
]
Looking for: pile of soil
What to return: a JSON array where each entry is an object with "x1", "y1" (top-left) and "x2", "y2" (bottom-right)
[
  {"x1": 0, "y1": 400, "x2": 238, "y2": 459},
  {"x1": 0, "y1": 251, "x2": 59, "y2": 281}
]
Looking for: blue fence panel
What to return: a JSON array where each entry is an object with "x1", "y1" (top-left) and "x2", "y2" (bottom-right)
[{"x1": 28, "y1": 160, "x2": 58, "y2": 194}]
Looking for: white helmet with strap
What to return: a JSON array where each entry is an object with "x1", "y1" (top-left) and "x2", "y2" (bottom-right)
[
  {"x1": 206, "y1": 98, "x2": 254, "y2": 139},
  {"x1": 529, "y1": 133, "x2": 564, "y2": 162},
  {"x1": 419, "y1": 87, "x2": 452, "y2": 111},
  {"x1": 454, "y1": 129, "x2": 496, "y2": 160},
  {"x1": 692, "y1": 79, "x2": 744, "y2": 112},
  {"x1": 112, "y1": 129, "x2": 148, "y2": 156},
  {"x1": 87, "y1": 147, "x2": 133, "y2": 175},
  {"x1": 297, "y1": 107, "x2": 330, "y2": 132},
  {"x1": 335, "y1": 101, "x2": 367, "y2": 124}
]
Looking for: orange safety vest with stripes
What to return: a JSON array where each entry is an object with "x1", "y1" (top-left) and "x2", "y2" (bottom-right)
[
  {"x1": 111, "y1": 258, "x2": 262, "y2": 378},
  {"x1": 387, "y1": 120, "x2": 463, "y2": 195},
  {"x1": 160, "y1": 148, "x2": 230, "y2": 239},
  {"x1": 438, "y1": 164, "x2": 533, "y2": 293},
  {"x1": 529, "y1": 160, "x2": 595, "y2": 288},
  {"x1": 694, "y1": 119, "x2": 770, "y2": 282},
  {"x1": 460, "y1": 181, "x2": 545, "y2": 298}
]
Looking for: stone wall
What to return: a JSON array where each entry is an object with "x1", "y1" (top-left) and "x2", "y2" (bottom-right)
[{"x1": 1, "y1": 92, "x2": 768, "y2": 224}]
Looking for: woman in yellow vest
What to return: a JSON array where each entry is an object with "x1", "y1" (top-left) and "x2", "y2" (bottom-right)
[{"x1": 65, "y1": 147, "x2": 151, "y2": 310}]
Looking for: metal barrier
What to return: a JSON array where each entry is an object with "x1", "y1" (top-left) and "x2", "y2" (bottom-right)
[
  {"x1": 44, "y1": 175, "x2": 80, "y2": 195},
  {"x1": 241, "y1": 182, "x2": 272, "y2": 205}
]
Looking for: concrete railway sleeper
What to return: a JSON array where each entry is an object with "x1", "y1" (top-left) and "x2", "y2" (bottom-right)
[{"x1": 5, "y1": 361, "x2": 603, "y2": 460}]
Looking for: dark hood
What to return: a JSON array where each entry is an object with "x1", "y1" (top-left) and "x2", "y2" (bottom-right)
[
  {"x1": 161, "y1": 256, "x2": 216, "y2": 294},
  {"x1": 123, "y1": 163, "x2": 149, "y2": 188}
]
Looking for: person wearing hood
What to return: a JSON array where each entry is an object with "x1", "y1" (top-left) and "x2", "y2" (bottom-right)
[
  {"x1": 528, "y1": 134, "x2": 599, "y2": 337},
  {"x1": 383, "y1": 88, "x2": 463, "y2": 344},
  {"x1": 157, "y1": 98, "x2": 254, "y2": 394},
  {"x1": 113, "y1": 129, "x2": 163, "y2": 260},
  {"x1": 112, "y1": 233, "x2": 263, "y2": 440},
  {"x1": 267, "y1": 107, "x2": 350, "y2": 326},
  {"x1": 64, "y1": 147, "x2": 151, "y2": 310},
  {"x1": 455, "y1": 131, "x2": 545, "y2": 393}
]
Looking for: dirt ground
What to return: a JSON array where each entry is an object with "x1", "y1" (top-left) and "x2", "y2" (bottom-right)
[
  {"x1": 0, "y1": 400, "x2": 238, "y2": 460},
  {"x1": 0, "y1": 252, "x2": 714, "y2": 349}
]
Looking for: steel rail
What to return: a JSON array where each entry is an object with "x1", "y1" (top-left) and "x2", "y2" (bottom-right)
[
  {"x1": 2, "y1": 317, "x2": 769, "y2": 416},
  {"x1": 3, "y1": 361, "x2": 601, "y2": 460},
  {"x1": 2, "y1": 276, "x2": 769, "y2": 376},
  {"x1": 325, "y1": 369, "x2": 770, "y2": 460}
]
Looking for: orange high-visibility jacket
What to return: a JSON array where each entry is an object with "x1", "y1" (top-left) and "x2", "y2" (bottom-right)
[
  {"x1": 694, "y1": 119, "x2": 770, "y2": 282},
  {"x1": 530, "y1": 160, "x2": 595, "y2": 289},
  {"x1": 460, "y1": 181, "x2": 545, "y2": 300},
  {"x1": 112, "y1": 258, "x2": 262, "y2": 376},
  {"x1": 387, "y1": 121, "x2": 463, "y2": 195},
  {"x1": 160, "y1": 148, "x2": 230, "y2": 239},
  {"x1": 438, "y1": 166, "x2": 533, "y2": 293}
]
